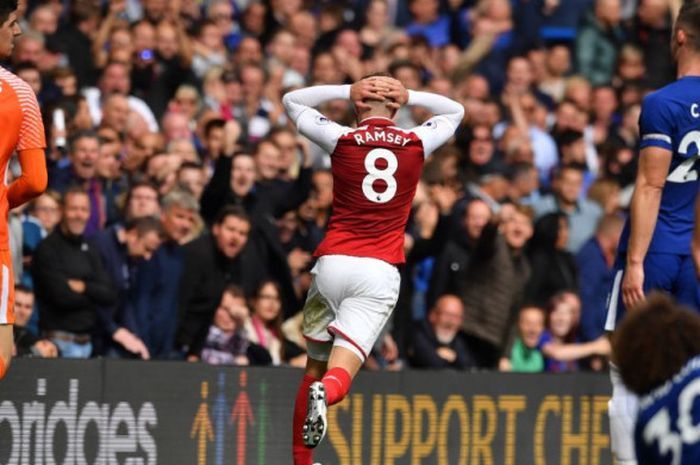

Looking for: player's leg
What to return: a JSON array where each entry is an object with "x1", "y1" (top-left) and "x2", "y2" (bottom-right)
[
  {"x1": 608, "y1": 358, "x2": 639, "y2": 465},
  {"x1": 322, "y1": 341, "x2": 364, "y2": 404},
  {"x1": 303, "y1": 338, "x2": 365, "y2": 449},
  {"x1": 295, "y1": 266, "x2": 337, "y2": 464},
  {"x1": 0, "y1": 255, "x2": 14, "y2": 380},
  {"x1": 607, "y1": 253, "x2": 676, "y2": 465},
  {"x1": 605, "y1": 259, "x2": 638, "y2": 465},
  {"x1": 304, "y1": 257, "x2": 401, "y2": 449},
  {"x1": 294, "y1": 351, "x2": 329, "y2": 465}
]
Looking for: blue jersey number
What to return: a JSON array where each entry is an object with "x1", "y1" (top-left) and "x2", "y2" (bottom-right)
[
  {"x1": 666, "y1": 131, "x2": 700, "y2": 183},
  {"x1": 643, "y1": 378, "x2": 700, "y2": 464}
]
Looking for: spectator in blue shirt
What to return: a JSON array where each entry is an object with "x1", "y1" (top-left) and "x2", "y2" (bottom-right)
[
  {"x1": 533, "y1": 164, "x2": 603, "y2": 253},
  {"x1": 405, "y1": 0, "x2": 451, "y2": 47},
  {"x1": 92, "y1": 216, "x2": 163, "y2": 358},
  {"x1": 135, "y1": 189, "x2": 200, "y2": 359},
  {"x1": 576, "y1": 214, "x2": 624, "y2": 342}
]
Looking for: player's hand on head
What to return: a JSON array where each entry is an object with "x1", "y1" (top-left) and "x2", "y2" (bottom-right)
[
  {"x1": 622, "y1": 264, "x2": 646, "y2": 310},
  {"x1": 350, "y1": 79, "x2": 386, "y2": 110},
  {"x1": 379, "y1": 78, "x2": 409, "y2": 106}
]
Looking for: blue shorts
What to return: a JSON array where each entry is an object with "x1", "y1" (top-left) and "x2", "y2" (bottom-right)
[{"x1": 604, "y1": 253, "x2": 700, "y2": 331}]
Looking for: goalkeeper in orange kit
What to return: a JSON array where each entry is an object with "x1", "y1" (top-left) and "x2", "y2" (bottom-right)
[{"x1": 0, "y1": 0, "x2": 48, "y2": 380}]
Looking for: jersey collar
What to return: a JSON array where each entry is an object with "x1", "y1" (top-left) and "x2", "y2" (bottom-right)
[{"x1": 358, "y1": 116, "x2": 395, "y2": 127}]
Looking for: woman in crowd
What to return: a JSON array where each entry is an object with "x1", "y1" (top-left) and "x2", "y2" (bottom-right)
[
  {"x1": 540, "y1": 292, "x2": 610, "y2": 372},
  {"x1": 245, "y1": 280, "x2": 284, "y2": 366}
]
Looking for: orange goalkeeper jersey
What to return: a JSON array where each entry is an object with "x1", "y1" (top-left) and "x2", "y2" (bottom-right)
[{"x1": 0, "y1": 66, "x2": 46, "y2": 251}]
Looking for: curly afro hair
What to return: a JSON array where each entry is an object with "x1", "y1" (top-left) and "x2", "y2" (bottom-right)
[{"x1": 613, "y1": 292, "x2": 700, "y2": 395}]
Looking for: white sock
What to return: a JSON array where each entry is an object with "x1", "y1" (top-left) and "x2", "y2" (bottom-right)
[{"x1": 609, "y1": 364, "x2": 639, "y2": 465}]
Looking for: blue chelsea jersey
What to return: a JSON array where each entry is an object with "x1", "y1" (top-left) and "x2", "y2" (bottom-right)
[
  {"x1": 635, "y1": 355, "x2": 700, "y2": 465},
  {"x1": 619, "y1": 76, "x2": 700, "y2": 255}
]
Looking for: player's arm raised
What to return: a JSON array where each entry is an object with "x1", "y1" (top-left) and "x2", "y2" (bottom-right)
[
  {"x1": 622, "y1": 145, "x2": 672, "y2": 309},
  {"x1": 282, "y1": 81, "x2": 385, "y2": 153},
  {"x1": 404, "y1": 87, "x2": 465, "y2": 157}
]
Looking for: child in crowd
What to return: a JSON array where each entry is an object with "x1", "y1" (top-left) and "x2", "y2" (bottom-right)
[
  {"x1": 501, "y1": 306, "x2": 546, "y2": 372},
  {"x1": 13, "y1": 286, "x2": 58, "y2": 358},
  {"x1": 201, "y1": 285, "x2": 250, "y2": 366}
]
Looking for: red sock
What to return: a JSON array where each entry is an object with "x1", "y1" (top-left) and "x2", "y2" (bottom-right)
[
  {"x1": 293, "y1": 374, "x2": 317, "y2": 465},
  {"x1": 322, "y1": 367, "x2": 352, "y2": 406},
  {"x1": 0, "y1": 357, "x2": 6, "y2": 380}
]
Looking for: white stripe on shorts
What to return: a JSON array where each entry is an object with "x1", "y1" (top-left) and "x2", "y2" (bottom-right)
[
  {"x1": 604, "y1": 269, "x2": 624, "y2": 332},
  {"x1": 0, "y1": 265, "x2": 8, "y2": 324}
]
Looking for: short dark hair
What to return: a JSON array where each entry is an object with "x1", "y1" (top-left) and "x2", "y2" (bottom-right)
[
  {"x1": 14, "y1": 284, "x2": 32, "y2": 295},
  {"x1": 675, "y1": 0, "x2": 700, "y2": 52},
  {"x1": 223, "y1": 284, "x2": 246, "y2": 300},
  {"x1": 125, "y1": 215, "x2": 164, "y2": 238},
  {"x1": 214, "y1": 205, "x2": 250, "y2": 226},
  {"x1": 268, "y1": 126, "x2": 295, "y2": 139},
  {"x1": 0, "y1": 0, "x2": 17, "y2": 25},
  {"x1": 127, "y1": 180, "x2": 159, "y2": 199},
  {"x1": 614, "y1": 292, "x2": 700, "y2": 395},
  {"x1": 253, "y1": 138, "x2": 278, "y2": 155},
  {"x1": 388, "y1": 60, "x2": 420, "y2": 78},
  {"x1": 123, "y1": 181, "x2": 159, "y2": 217},
  {"x1": 62, "y1": 186, "x2": 89, "y2": 207},
  {"x1": 179, "y1": 161, "x2": 204, "y2": 172},
  {"x1": 506, "y1": 162, "x2": 537, "y2": 181},
  {"x1": 69, "y1": 0, "x2": 100, "y2": 25},
  {"x1": 68, "y1": 130, "x2": 99, "y2": 153},
  {"x1": 14, "y1": 61, "x2": 39, "y2": 75},
  {"x1": 555, "y1": 163, "x2": 586, "y2": 178},
  {"x1": 555, "y1": 129, "x2": 584, "y2": 150},
  {"x1": 204, "y1": 118, "x2": 226, "y2": 138}
]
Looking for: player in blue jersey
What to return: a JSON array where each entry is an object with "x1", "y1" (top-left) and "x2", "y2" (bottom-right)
[
  {"x1": 613, "y1": 293, "x2": 700, "y2": 465},
  {"x1": 606, "y1": 2, "x2": 700, "y2": 464}
]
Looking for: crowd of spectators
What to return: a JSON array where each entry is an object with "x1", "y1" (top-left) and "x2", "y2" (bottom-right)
[{"x1": 7, "y1": 0, "x2": 680, "y2": 373}]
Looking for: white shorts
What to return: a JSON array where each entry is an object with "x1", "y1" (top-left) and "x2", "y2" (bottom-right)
[{"x1": 302, "y1": 255, "x2": 401, "y2": 361}]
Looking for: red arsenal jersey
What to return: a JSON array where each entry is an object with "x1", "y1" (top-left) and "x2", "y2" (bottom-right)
[
  {"x1": 315, "y1": 117, "x2": 425, "y2": 264},
  {"x1": 283, "y1": 85, "x2": 464, "y2": 265}
]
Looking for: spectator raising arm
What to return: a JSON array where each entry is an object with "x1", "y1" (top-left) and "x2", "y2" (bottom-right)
[{"x1": 541, "y1": 336, "x2": 610, "y2": 361}]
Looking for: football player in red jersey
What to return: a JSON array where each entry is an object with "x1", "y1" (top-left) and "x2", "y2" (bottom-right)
[{"x1": 283, "y1": 75, "x2": 463, "y2": 464}]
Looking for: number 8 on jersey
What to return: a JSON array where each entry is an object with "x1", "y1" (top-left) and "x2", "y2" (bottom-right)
[{"x1": 363, "y1": 148, "x2": 398, "y2": 204}]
